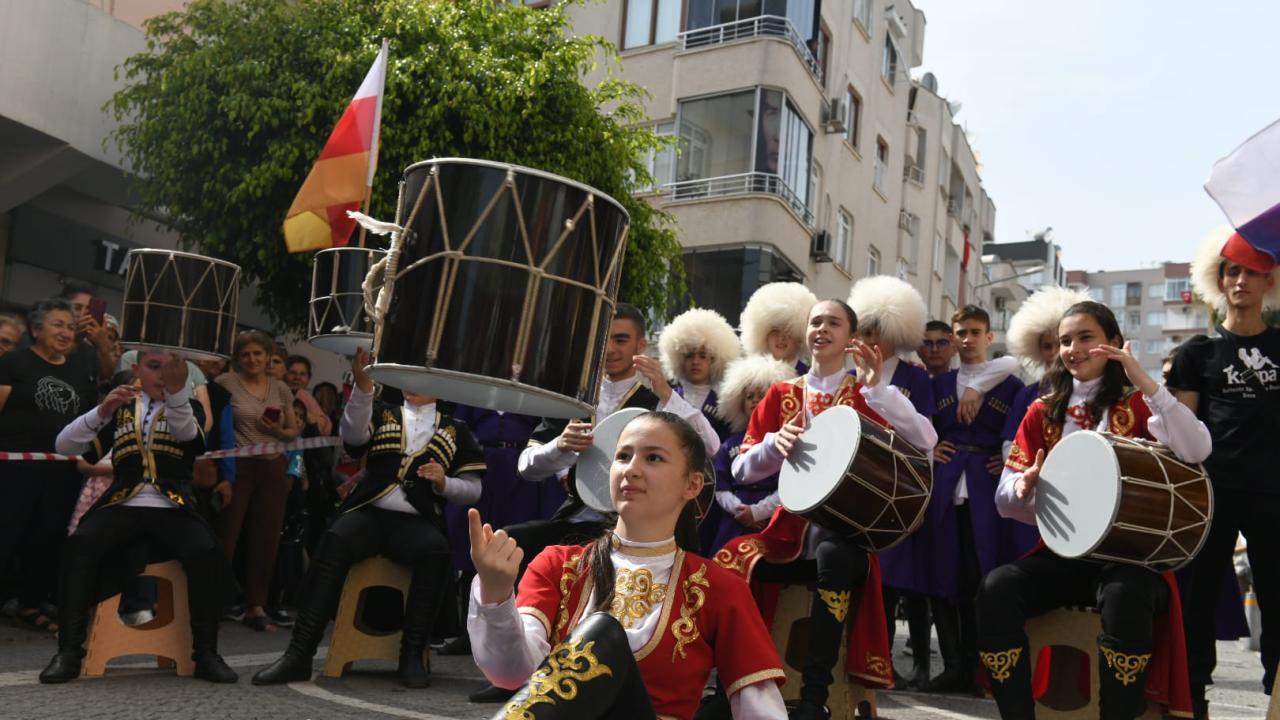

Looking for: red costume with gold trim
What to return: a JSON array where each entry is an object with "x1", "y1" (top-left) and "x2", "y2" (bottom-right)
[
  {"x1": 1004, "y1": 390, "x2": 1193, "y2": 717},
  {"x1": 715, "y1": 374, "x2": 895, "y2": 689},
  {"x1": 515, "y1": 545, "x2": 785, "y2": 720}
]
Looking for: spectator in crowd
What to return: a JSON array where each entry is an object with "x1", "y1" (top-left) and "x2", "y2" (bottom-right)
[
  {"x1": 193, "y1": 357, "x2": 235, "y2": 517},
  {"x1": 0, "y1": 299, "x2": 99, "y2": 633},
  {"x1": 284, "y1": 355, "x2": 332, "y2": 436},
  {"x1": 102, "y1": 314, "x2": 123, "y2": 375},
  {"x1": 0, "y1": 313, "x2": 26, "y2": 356},
  {"x1": 57, "y1": 283, "x2": 115, "y2": 382},
  {"x1": 215, "y1": 331, "x2": 300, "y2": 631},
  {"x1": 267, "y1": 345, "x2": 287, "y2": 381},
  {"x1": 311, "y1": 381, "x2": 343, "y2": 432}
]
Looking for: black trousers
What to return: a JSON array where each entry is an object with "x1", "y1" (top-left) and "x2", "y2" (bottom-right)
[
  {"x1": 1180, "y1": 488, "x2": 1279, "y2": 697},
  {"x1": 0, "y1": 464, "x2": 80, "y2": 608},
  {"x1": 58, "y1": 505, "x2": 230, "y2": 656},
  {"x1": 976, "y1": 551, "x2": 1169, "y2": 720},
  {"x1": 929, "y1": 502, "x2": 983, "y2": 682}
]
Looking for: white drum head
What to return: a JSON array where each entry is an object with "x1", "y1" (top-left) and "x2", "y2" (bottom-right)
[
  {"x1": 779, "y1": 404, "x2": 861, "y2": 514},
  {"x1": 366, "y1": 363, "x2": 594, "y2": 419},
  {"x1": 308, "y1": 332, "x2": 374, "y2": 355},
  {"x1": 575, "y1": 407, "x2": 647, "y2": 513},
  {"x1": 1036, "y1": 430, "x2": 1122, "y2": 559}
]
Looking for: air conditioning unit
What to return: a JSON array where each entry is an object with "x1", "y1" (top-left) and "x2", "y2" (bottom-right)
[
  {"x1": 823, "y1": 97, "x2": 848, "y2": 134},
  {"x1": 811, "y1": 229, "x2": 834, "y2": 262}
]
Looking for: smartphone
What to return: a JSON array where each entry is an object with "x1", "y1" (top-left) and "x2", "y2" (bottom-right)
[
  {"x1": 88, "y1": 297, "x2": 107, "y2": 325},
  {"x1": 262, "y1": 406, "x2": 282, "y2": 423}
]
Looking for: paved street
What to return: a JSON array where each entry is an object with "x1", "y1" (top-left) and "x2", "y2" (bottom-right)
[{"x1": 0, "y1": 618, "x2": 1270, "y2": 719}]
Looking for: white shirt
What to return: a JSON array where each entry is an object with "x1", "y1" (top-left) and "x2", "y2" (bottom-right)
[
  {"x1": 995, "y1": 378, "x2": 1212, "y2": 525},
  {"x1": 467, "y1": 535, "x2": 786, "y2": 719},
  {"x1": 952, "y1": 356, "x2": 1019, "y2": 504},
  {"x1": 680, "y1": 382, "x2": 712, "y2": 413}
]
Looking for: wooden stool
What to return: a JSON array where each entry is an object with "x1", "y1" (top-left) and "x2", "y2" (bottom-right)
[
  {"x1": 770, "y1": 584, "x2": 877, "y2": 719},
  {"x1": 323, "y1": 556, "x2": 429, "y2": 678},
  {"x1": 1024, "y1": 606, "x2": 1161, "y2": 719},
  {"x1": 83, "y1": 560, "x2": 194, "y2": 677}
]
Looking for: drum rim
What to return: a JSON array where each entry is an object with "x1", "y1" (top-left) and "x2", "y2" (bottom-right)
[
  {"x1": 311, "y1": 246, "x2": 387, "y2": 257},
  {"x1": 119, "y1": 341, "x2": 229, "y2": 362},
  {"x1": 779, "y1": 404, "x2": 862, "y2": 514},
  {"x1": 1037, "y1": 429, "x2": 1123, "y2": 560},
  {"x1": 364, "y1": 362, "x2": 595, "y2": 418},
  {"x1": 124, "y1": 248, "x2": 243, "y2": 272},
  {"x1": 576, "y1": 407, "x2": 649, "y2": 513},
  {"x1": 402, "y1": 157, "x2": 631, "y2": 221},
  {"x1": 307, "y1": 332, "x2": 374, "y2": 355}
]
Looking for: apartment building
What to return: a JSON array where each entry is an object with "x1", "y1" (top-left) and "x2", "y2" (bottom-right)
[
  {"x1": 981, "y1": 234, "x2": 1068, "y2": 356},
  {"x1": 1066, "y1": 263, "x2": 1209, "y2": 379},
  {"x1": 567, "y1": 0, "x2": 998, "y2": 325}
]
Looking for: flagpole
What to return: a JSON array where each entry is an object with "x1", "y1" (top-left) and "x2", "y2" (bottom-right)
[
  {"x1": 358, "y1": 37, "x2": 390, "y2": 250},
  {"x1": 356, "y1": 186, "x2": 373, "y2": 248}
]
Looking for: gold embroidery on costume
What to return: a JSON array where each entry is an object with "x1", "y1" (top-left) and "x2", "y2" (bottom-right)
[
  {"x1": 979, "y1": 648, "x2": 1023, "y2": 682},
  {"x1": 1109, "y1": 397, "x2": 1136, "y2": 437},
  {"x1": 671, "y1": 564, "x2": 709, "y2": 660},
  {"x1": 817, "y1": 589, "x2": 850, "y2": 622},
  {"x1": 502, "y1": 636, "x2": 613, "y2": 720},
  {"x1": 611, "y1": 535, "x2": 677, "y2": 558},
  {"x1": 1006, "y1": 444, "x2": 1031, "y2": 472},
  {"x1": 1042, "y1": 417, "x2": 1062, "y2": 451},
  {"x1": 1100, "y1": 647, "x2": 1151, "y2": 686},
  {"x1": 609, "y1": 568, "x2": 668, "y2": 629},
  {"x1": 552, "y1": 553, "x2": 584, "y2": 639},
  {"x1": 779, "y1": 388, "x2": 802, "y2": 426},
  {"x1": 864, "y1": 653, "x2": 889, "y2": 678},
  {"x1": 714, "y1": 537, "x2": 764, "y2": 576}
]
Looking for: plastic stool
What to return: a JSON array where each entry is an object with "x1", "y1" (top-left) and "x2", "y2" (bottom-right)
[
  {"x1": 770, "y1": 583, "x2": 877, "y2": 719},
  {"x1": 83, "y1": 561, "x2": 194, "y2": 677},
  {"x1": 323, "y1": 556, "x2": 428, "y2": 678}
]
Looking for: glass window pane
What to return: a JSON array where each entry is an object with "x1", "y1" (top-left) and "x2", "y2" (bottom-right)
[
  {"x1": 716, "y1": 0, "x2": 738, "y2": 25},
  {"x1": 756, "y1": 89, "x2": 783, "y2": 174},
  {"x1": 762, "y1": 0, "x2": 786, "y2": 16},
  {"x1": 655, "y1": 0, "x2": 681, "y2": 42},
  {"x1": 786, "y1": 0, "x2": 816, "y2": 41},
  {"x1": 738, "y1": 0, "x2": 761, "y2": 23},
  {"x1": 686, "y1": 0, "x2": 715, "y2": 31},
  {"x1": 678, "y1": 90, "x2": 756, "y2": 181},
  {"x1": 624, "y1": 0, "x2": 654, "y2": 48}
]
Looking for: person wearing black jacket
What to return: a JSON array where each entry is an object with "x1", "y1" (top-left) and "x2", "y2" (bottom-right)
[
  {"x1": 253, "y1": 346, "x2": 485, "y2": 688},
  {"x1": 39, "y1": 350, "x2": 237, "y2": 684}
]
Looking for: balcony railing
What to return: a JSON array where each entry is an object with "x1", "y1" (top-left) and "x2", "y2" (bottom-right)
[
  {"x1": 664, "y1": 172, "x2": 814, "y2": 225},
  {"x1": 678, "y1": 15, "x2": 823, "y2": 83},
  {"x1": 903, "y1": 164, "x2": 925, "y2": 185}
]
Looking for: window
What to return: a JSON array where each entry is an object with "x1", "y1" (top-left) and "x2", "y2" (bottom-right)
[
  {"x1": 853, "y1": 0, "x2": 872, "y2": 32},
  {"x1": 932, "y1": 232, "x2": 943, "y2": 277},
  {"x1": 1087, "y1": 286, "x2": 1105, "y2": 303},
  {"x1": 1147, "y1": 311, "x2": 1165, "y2": 326},
  {"x1": 873, "y1": 137, "x2": 889, "y2": 195},
  {"x1": 686, "y1": 0, "x2": 817, "y2": 41},
  {"x1": 1165, "y1": 277, "x2": 1191, "y2": 301},
  {"x1": 835, "y1": 209, "x2": 852, "y2": 273},
  {"x1": 1125, "y1": 282, "x2": 1142, "y2": 305},
  {"x1": 637, "y1": 121, "x2": 675, "y2": 190},
  {"x1": 844, "y1": 86, "x2": 862, "y2": 148},
  {"x1": 896, "y1": 257, "x2": 909, "y2": 279},
  {"x1": 676, "y1": 91, "x2": 754, "y2": 182},
  {"x1": 1145, "y1": 340, "x2": 1163, "y2": 355},
  {"x1": 813, "y1": 24, "x2": 830, "y2": 81},
  {"x1": 623, "y1": 0, "x2": 681, "y2": 49},
  {"x1": 1110, "y1": 283, "x2": 1125, "y2": 307},
  {"x1": 881, "y1": 35, "x2": 898, "y2": 86},
  {"x1": 867, "y1": 245, "x2": 881, "y2": 277},
  {"x1": 939, "y1": 150, "x2": 950, "y2": 192},
  {"x1": 1149, "y1": 282, "x2": 1164, "y2": 298},
  {"x1": 679, "y1": 245, "x2": 804, "y2": 326},
  {"x1": 1126, "y1": 310, "x2": 1141, "y2": 331}
]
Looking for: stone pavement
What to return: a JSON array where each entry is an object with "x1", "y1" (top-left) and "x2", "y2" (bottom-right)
[{"x1": 0, "y1": 619, "x2": 1270, "y2": 719}]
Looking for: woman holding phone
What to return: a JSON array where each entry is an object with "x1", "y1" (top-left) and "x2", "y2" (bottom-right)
[{"x1": 214, "y1": 330, "x2": 300, "y2": 630}]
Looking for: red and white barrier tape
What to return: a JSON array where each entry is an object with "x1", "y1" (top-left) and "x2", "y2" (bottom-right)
[{"x1": 0, "y1": 436, "x2": 343, "y2": 462}]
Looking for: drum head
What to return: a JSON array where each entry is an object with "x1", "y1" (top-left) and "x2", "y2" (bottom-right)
[
  {"x1": 366, "y1": 363, "x2": 594, "y2": 418},
  {"x1": 1037, "y1": 430, "x2": 1122, "y2": 559},
  {"x1": 575, "y1": 407, "x2": 647, "y2": 513},
  {"x1": 779, "y1": 405, "x2": 861, "y2": 513},
  {"x1": 308, "y1": 333, "x2": 373, "y2": 355}
]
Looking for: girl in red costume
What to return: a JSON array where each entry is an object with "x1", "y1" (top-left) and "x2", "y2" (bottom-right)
[
  {"x1": 979, "y1": 301, "x2": 1211, "y2": 719},
  {"x1": 468, "y1": 411, "x2": 786, "y2": 719}
]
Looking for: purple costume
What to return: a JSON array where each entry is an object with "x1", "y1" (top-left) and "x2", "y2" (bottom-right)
[
  {"x1": 872, "y1": 362, "x2": 937, "y2": 591},
  {"x1": 1002, "y1": 381, "x2": 1042, "y2": 444},
  {"x1": 705, "y1": 430, "x2": 780, "y2": 553},
  {"x1": 908, "y1": 370, "x2": 1026, "y2": 599},
  {"x1": 444, "y1": 406, "x2": 558, "y2": 571}
]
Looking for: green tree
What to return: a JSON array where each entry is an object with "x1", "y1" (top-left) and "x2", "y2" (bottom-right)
[{"x1": 110, "y1": 0, "x2": 683, "y2": 330}]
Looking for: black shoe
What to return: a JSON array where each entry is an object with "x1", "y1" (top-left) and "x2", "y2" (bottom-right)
[
  {"x1": 38, "y1": 652, "x2": 82, "y2": 684},
  {"x1": 193, "y1": 653, "x2": 239, "y2": 683},
  {"x1": 891, "y1": 669, "x2": 911, "y2": 690},
  {"x1": 251, "y1": 653, "x2": 314, "y2": 685},
  {"x1": 469, "y1": 683, "x2": 517, "y2": 703},
  {"x1": 397, "y1": 651, "x2": 430, "y2": 689},
  {"x1": 925, "y1": 668, "x2": 974, "y2": 694},
  {"x1": 222, "y1": 604, "x2": 245, "y2": 622},
  {"x1": 788, "y1": 701, "x2": 831, "y2": 720},
  {"x1": 434, "y1": 635, "x2": 471, "y2": 656},
  {"x1": 266, "y1": 607, "x2": 295, "y2": 628}
]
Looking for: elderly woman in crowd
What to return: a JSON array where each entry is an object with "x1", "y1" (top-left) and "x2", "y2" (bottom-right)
[{"x1": 0, "y1": 313, "x2": 25, "y2": 357}]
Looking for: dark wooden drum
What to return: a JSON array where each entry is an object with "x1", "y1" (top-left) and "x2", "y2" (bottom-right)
[
  {"x1": 779, "y1": 405, "x2": 933, "y2": 552},
  {"x1": 1037, "y1": 430, "x2": 1212, "y2": 572},
  {"x1": 367, "y1": 158, "x2": 630, "y2": 418},
  {"x1": 119, "y1": 249, "x2": 240, "y2": 360},
  {"x1": 308, "y1": 246, "x2": 385, "y2": 355}
]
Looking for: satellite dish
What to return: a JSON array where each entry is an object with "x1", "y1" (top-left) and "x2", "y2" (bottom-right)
[
  {"x1": 948, "y1": 101, "x2": 963, "y2": 116},
  {"x1": 922, "y1": 72, "x2": 938, "y2": 93}
]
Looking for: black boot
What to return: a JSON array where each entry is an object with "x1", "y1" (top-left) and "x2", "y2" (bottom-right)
[
  {"x1": 39, "y1": 651, "x2": 84, "y2": 684},
  {"x1": 926, "y1": 598, "x2": 970, "y2": 693},
  {"x1": 39, "y1": 595, "x2": 90, "y2": 684},
  {"x1": 1097, "y1": 643, "x2": 1154, "y2": 720},
  {"x1": 796, "y1": 587, "x2": 848, "y2": 713},
  {"x1": 191, "y1": 617, "x2": 238, "y2": 683},
  {"x1": 397, "y1": 559, "x2": 445, "y2": 689},
  {"x1": 252, "y1": 551, "x2": 350, "y2": 685},
  {"x1": 978, "y1": 638, "x2": 1034, "y2": 720},
  {"x1": 905, "y1": 594, "x2": 932, "y2": 690}
]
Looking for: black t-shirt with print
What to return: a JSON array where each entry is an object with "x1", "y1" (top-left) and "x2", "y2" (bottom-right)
[
  {"x1": 0, "y1": 346, "x2": 98, "y2": 452},
  {"x1": 1167, "y1": 325, "x2": 1280, "y2": 493}
]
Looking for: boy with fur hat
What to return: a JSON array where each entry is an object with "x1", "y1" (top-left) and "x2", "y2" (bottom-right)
[
  {"x1": 658, "y1": 308, "x2": 743, "y2": 442},
  {"x1": 739, "y1": 282, "x2": 818, "y2": 375},
  {"x1": 1170, "y1": 227, "x2": 1280, "y2": 717}
]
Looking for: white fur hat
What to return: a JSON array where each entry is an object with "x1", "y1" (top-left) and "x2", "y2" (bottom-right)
[
  {"x1": 846, "y1": 275, "x2": 928, "y2": 351},
  {"x1": 715, "y1": 354, "x2": 797, "y2": 433},
  {"x1": 1006, "y1": 286, "x2": 1092, "y2": 370},
  {"x1": 1191, "y1": 225, "x2": 1280, "y2": 314},
  {"x1": 739, "y1": 282, "x2": 819, "y2": 358},
  {"x1": 658, "y1": 308, "x2": 742, "y2": 386}
]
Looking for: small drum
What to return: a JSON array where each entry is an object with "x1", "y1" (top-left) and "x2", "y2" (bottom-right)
[
  {"x1": 576, "y1": 408, "x2": 647, "y2": 513},
  {"x1": 779, "y1": 405, "x2": 933, "y2": 552},
  {"x1": 308, "y1": 246, "x2": 385, "y2": 355},
  {"x1": 367, "y1": 158, "x2": 630, "y2": 418},
  {"x1": 1037, "y1": 431, "x2": 1212, "y2": 572},
  {"x1": 119, "y1": 249, "x2": 241, "y2": 360}
]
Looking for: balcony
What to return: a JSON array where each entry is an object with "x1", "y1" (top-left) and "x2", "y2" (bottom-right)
[
  {"x1": 903, "y1": 164, "x2": 924, "y2": 185},
  {"x1": 665, "y1": 172, "x2": 814, "y2": 226},
  {"x1": 678, "y1": 15, "x2": 822, "y2": 84}
]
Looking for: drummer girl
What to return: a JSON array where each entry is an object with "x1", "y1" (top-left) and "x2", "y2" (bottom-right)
[
  {"x1": 979, "y1": 301, "x2": 1211, "y2": 720},
  {"x1": 728, "y1": 299, "x2": 938, "y2": 719},
  {"x1": 467, "y1": 411, "x2": 787, "y2": 719}
]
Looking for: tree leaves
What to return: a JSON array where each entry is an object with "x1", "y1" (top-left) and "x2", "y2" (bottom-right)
[{"x1": 110, "y1": 0, "x2": 684, "y2": 330}]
